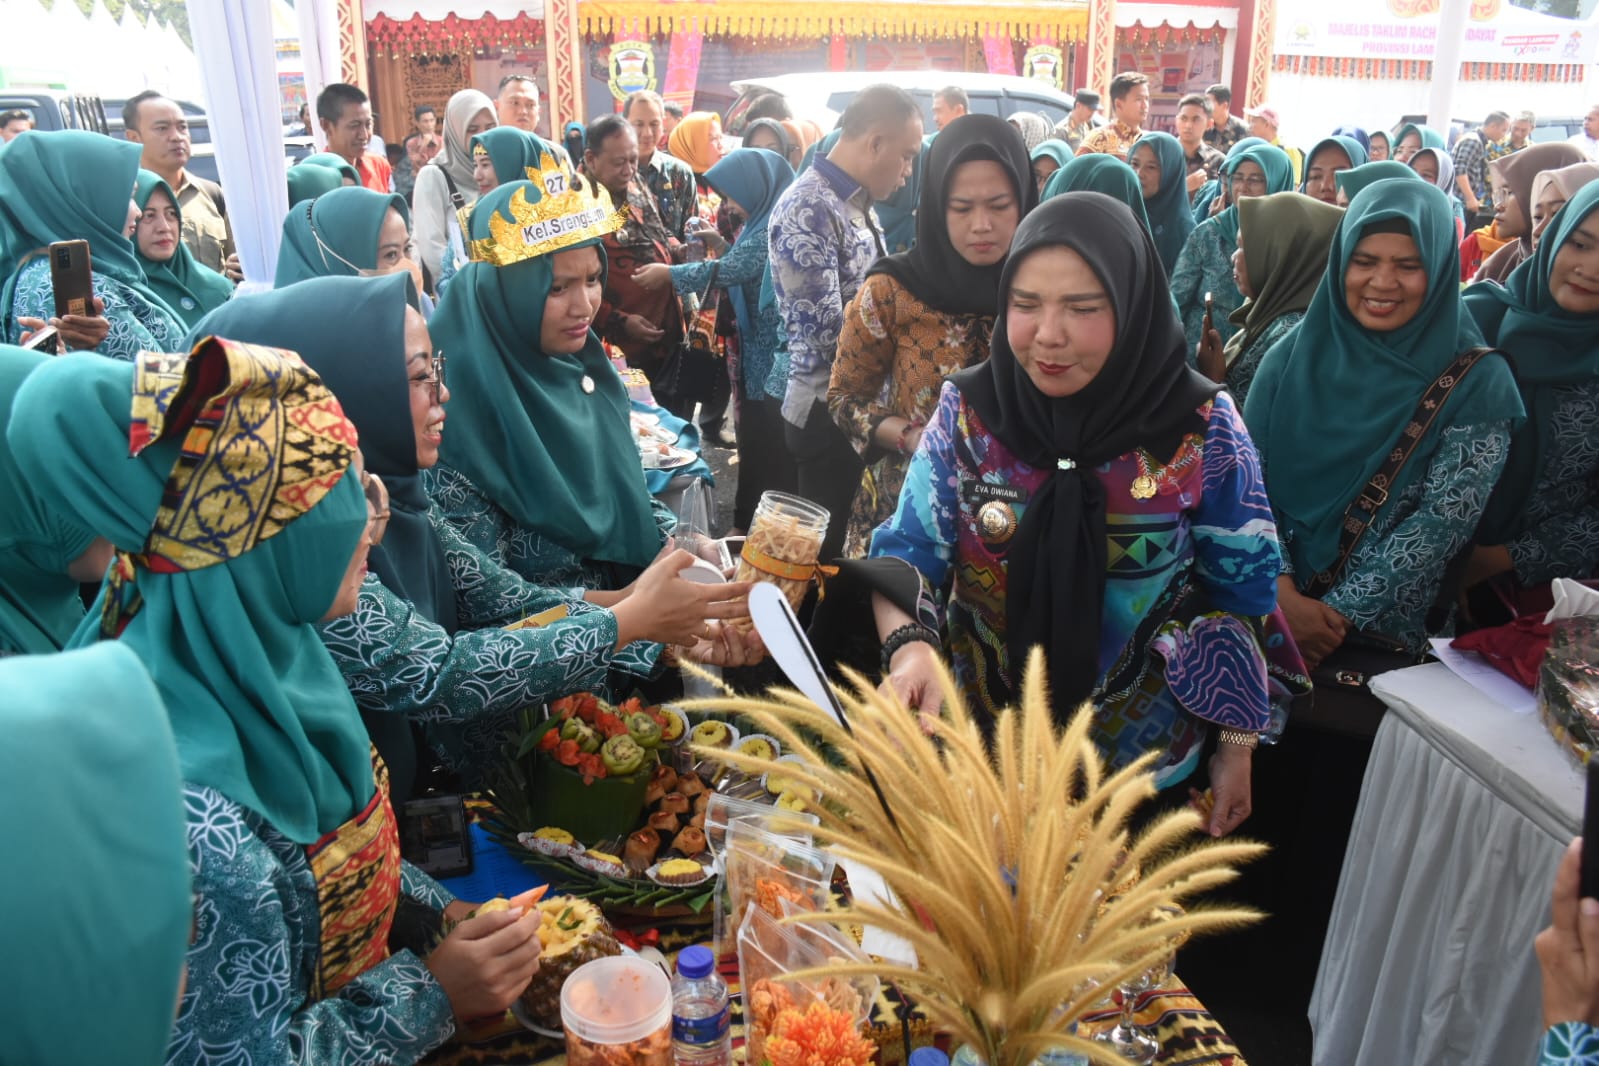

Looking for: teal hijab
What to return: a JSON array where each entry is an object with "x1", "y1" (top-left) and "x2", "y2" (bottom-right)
[
  {"x1": 298, "y1": 151, "x2": 361, "y2": 186},
  {"x1": 432, "y1": 180, "x2": 662, "y2": 569},
  {"x1": 1244, "y1": 180, "x2": 1524, "y2": 578},
  {"x1": 1212, "y1": 143, "x2": 1296, "y2": 246},
  {"x1": 1395, "y1": 123, "x2": 1447, "y2": 155},
  {"x1": 133, "y1": 170, "x2": 233, "y2": 329},
  {"x1": 1030, "y1": 140, "x2": 1073, "y2": 172},
  {"x1": 0, "y1": 346, "x2": 98, "y2": 654},
  {"x1": 275, "y1": 185, "x2": 410, "y2": 286},
  {"x1": 0, "y1": 642, "x2": 189, "y2": 1066},
  {"x1": 472, "y1": 126, "x2": 559, "y2": 186},
  {"x1": 1043, "y1": 153, "x2": 1151, "y2": 236},
  {"x1": 0, "y1": 130, "x2": 182, "y2": 335},
  {"x1": 8, "y1": 344, "x2": 375, "y2": 844},
  {"x1": 705, "y1": 147, "x2": 795, "y2": 339},
  {"x1": 287, "y1": 161, "x2": 346, "y2": 206},
  {"x1": 1190, "y1": 136, "x2": 1266, "y2": 223},
  {"x1": 1464, "y1": 182, "x2": 1599, "y2": 543},
  {"x1": 1130, "y1": 131, "x2": 1194, "y2": 273},
  {"x1": 188, "y1": 273, "x2": 442, "y2": 804},
  {"x1": 1335, "y1": 160, "x2": 1425, "y2": 202},
  {"x1": 1302, "y1": 136, "x2": 1369, "y2": 191}
]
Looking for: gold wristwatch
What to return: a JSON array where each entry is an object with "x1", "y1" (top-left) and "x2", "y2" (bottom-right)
[{"x1": 1217, "y1": 729, "x2": 1260, "y2": 751}]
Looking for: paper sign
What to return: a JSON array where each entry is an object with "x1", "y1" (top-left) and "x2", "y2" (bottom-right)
[{"x1": 1428, "y1": 638, "x2": 1537, "y2": 715}]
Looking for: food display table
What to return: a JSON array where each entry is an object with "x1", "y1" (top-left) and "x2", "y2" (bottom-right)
[
  {"x1": 428, "y1": 828, "x2": 1250, "y2": 1066},
  {"x1": 1308, "y1": 663, "x2": 1582, "y2": 1066}
]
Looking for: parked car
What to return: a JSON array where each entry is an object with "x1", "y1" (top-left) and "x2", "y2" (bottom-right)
[
  {"x1": 104, "y1": 96, "x2": 211, "y2": 145},
  {"x1": 725, "y1": 71, "x2": 1075, "y2": 138},
  {"x1": 0, "y1": 89, "x2": 110, "y2": 134}
]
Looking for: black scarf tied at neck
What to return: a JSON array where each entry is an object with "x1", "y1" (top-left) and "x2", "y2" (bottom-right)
[{"x1": 949, "y1": 192, "x2": 1220, "y2": 721}]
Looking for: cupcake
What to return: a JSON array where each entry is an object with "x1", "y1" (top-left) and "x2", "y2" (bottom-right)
[
  {"x1": 648, "y1": 810, "x2": 681, "y2": 835},
  {"x1": 659, "y1": 705, "x2": 689, "y2": 745},
  {"x1": 763, "y1": 755, "x2": 815, "y2": 799},
  {"x1": 736, "y1": 733, "x2": 780, "y2": 761},
  {"x1": 574, "y1": 849, "x2": 627, "y2": 878},
  {"x1": 693, "y1": 791, "x2": 712, "y2": 815},
  {"x1": 624, "y1": 828, "x2": 661, "y2": 873},
  {"x1": 690, "y1": 719, "x2": 737, "y2": 751},
  {"x1": 688, "y1": 811, "x2": 706, "y2": 830},
  {"x1": 776, "y1": 791, "x2": 810, "y2": 814},
  {"x1": 648, "y1": 857, "x2": 711, "y2": 887},
  {"x1": 677, "y1": 773, "x2": 708, "y2": 799},
  {"x1": 521, "y1": 826, "x2": 579, "y2": 859},
  {"x1": 672, "y1": 825, "x2": 708, "y2": 857},
  {"x1": 658, "y1": 791, "x2": 690, "y2": 816}
]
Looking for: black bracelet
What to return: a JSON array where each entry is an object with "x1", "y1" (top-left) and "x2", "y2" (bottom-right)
[{"x1": 880, "y1": 623, "x2": 939, "y2": 675}]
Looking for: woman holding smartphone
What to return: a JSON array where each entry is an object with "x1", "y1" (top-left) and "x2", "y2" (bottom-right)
[{"x1": 0, "y1": 130, "x2": 185, "y2": 358}]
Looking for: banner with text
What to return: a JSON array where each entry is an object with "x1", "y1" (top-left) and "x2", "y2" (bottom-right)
[{"x1": 1275, "y1": 0, "x2": 1599, "y2": 66}]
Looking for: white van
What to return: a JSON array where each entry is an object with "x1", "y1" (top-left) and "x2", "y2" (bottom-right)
[{"x1": 724, "y1": 71, "x2": 1075, "y2": 137}]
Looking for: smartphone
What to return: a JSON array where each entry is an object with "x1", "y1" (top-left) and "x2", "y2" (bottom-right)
[
  {"x1": 49, "y1": 240, "x2": 93, "y2": 319},
  {"x1": 1582, "y1": 760, "x2": 1599, "y2": 900},
  {"x1": 399, "y1": 794, "x2": 474, "y2": 879},
  {"x1": 21, "y1": 324, "x2": 60, "y2": 354},
  {"x1": 1202, "y1": 291, "x2": 1215, "y2": 335}
]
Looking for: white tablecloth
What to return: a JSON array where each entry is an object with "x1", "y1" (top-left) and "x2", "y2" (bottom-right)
[{"x1": 1308, "y1": 663, "x2": 1583, "y2": 1066}]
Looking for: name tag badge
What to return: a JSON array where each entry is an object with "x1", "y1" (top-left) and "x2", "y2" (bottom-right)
[{"x1": 965, "y1": 482, "x2": 1028, "y2": 505}]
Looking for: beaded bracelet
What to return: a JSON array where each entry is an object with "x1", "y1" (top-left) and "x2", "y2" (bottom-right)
[{"x1": 880, "y1": 623, "x2": 939, "y2": 675}]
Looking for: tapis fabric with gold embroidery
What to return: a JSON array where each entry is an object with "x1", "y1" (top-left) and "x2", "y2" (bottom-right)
[{"x1": 308, "y1": 750, "x2": 403, "y2": 999}]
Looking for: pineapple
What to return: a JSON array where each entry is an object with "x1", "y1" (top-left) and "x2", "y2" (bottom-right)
[{"x1": 520, "y1": 896, "x2": 622, "y2": 1026}]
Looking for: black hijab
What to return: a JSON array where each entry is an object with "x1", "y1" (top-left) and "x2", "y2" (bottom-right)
[
  {"x1": 868, "y1": 114, "x2": 1037, "y2": 316},
  {"x1": 949, "y1": 192, "x2": 1219, "y2": 720},
  {"x1": 187, "y1": 273, "x2": 458, "y2": 635}
]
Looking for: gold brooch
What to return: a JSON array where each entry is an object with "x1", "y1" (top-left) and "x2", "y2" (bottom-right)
[
  {"x1": 1131, "y1": 474, "x2": 1158, "y2": 500},
  {"x1": 977, "y1": 501, "x2": 1017, "y2": 545}
]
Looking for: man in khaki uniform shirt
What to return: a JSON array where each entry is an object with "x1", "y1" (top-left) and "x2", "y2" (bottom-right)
[{"x1": 123, "y1": 91, "x2": 239, "y2": 279}]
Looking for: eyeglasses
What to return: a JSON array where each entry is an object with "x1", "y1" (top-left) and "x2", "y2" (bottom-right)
[
  {"x1": 1229, "y1": 173, "x2": 1268, "y2": 193},
  {"x1": 361, "y1": 469, "x2": 390, "y2": 546},
  {"x1": 411, "y1": 351, "x2": 446, "y2": 405}
]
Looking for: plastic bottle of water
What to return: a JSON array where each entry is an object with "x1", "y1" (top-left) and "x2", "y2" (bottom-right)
[{"x1": 671, "y1": 945, "x2": 732, "y2": 1066}]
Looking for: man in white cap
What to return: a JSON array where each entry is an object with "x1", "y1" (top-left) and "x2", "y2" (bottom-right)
[{"x1": 1244, "y1": 102, "x2": 1303, "y2": 184}]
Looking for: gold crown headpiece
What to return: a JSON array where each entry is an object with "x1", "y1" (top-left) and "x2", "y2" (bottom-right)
[{"x1": 467, "y1": 164, "x2": 627, "y2": 268}]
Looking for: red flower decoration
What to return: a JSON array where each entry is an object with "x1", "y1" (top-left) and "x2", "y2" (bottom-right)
[
  {"x1": 538, "y1": 730, "x2": 561, "y2": 752},
  {"x1": 555, "y1": 739, "x2": 581, "y2": 766}
]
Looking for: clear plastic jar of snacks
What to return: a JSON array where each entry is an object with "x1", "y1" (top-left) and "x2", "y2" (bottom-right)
[{"x1": 735, "y1": 492, "x2": 830, "y2": 611}]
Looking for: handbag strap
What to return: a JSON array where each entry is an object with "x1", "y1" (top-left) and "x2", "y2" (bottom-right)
[{"x1": 1304, "y1": 347, "x2": 1498, "y2": 599}]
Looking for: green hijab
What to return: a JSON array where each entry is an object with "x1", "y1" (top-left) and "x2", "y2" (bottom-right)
[
  {"x1": 0, "y1": 130, "x2": 183, "y2": 336},
  {"x1": 1042, "y1": 153, "x2": 1151, "y2": 236},
  {"x1": 187, "y1": 273, "x2": 442, "y2": 803},
  {"x1": 1030, "y1": 140, "x2": 1073, "y2": 172},
  {"x1": 1464, "y1": 182, "x2": 1599, "y2": 543},
  {"x1": 1130, "y1": 131, "x2": 1194, "y2": 273},
  {"x1": 1212, "y1": 142, "x2": 1296, "y2": 247},
  {"x1": 0, "y1": 346, "x2": 98, "y2": 654},
  {"x1": 471, "y1": 126, "x2": 559, "y2": 187},
  {"x1": 1394, "y1": 123, "x2": 1447, "y2": 156},
  {"x1": 1224, "y1": 192, "x2": 1345, "y2": 362},
  {"x1": 432, "y1": 180, "x2": 662, "y2": 569},
  {"x1": 287, "y1": 161, "x2": 347, "y2": 206},
  {"x1": 1334, "y1": 160, "x2": 1424, "y2": 202},
  {"x1": 298, "y1": 151, "x2": 361, "y2": 186},
  {"x1": 0, "y1": 642, "x2": 189, "y2": 1066},
  {"x1": 8, "y1": 341, "x2": 374, "y2": 844},
  {"x1": 1244, "y1": 180, "x2": 1524, "y2": 579},
  {"x1": 275, "y1": 186, "x2": 410, "y2": 287},
  {"x1": 133, "y1": 170, "x2": 233, "y2": 329}
]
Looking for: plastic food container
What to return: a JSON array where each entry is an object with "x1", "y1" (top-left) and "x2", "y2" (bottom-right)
[
  {"x1": 561, "y1": 956, "x2": 673, "y2": 1066},
  {"x1": 735, "y1": 492, "x2": 830, "y2": 611}
]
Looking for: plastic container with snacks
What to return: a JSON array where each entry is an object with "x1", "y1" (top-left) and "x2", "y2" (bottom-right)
[
  {"x1": 735, "y1": 492, "x2": 830, "y2": 611},
  {"x1": 561, "y1": 955, "x2": 673, "y2": 1066}
]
